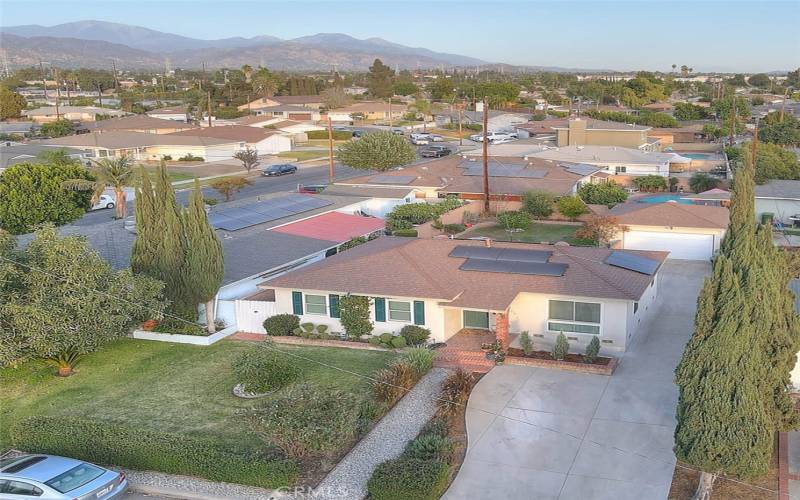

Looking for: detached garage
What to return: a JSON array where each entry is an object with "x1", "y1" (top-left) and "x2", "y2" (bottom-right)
[{"x1": 609, "y1": 201, "x2": 729, "y2": 261}]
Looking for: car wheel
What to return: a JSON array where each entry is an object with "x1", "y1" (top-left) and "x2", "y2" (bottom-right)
[{"x1": 107, "y1": 203, "x2": 115, "y2": 209}]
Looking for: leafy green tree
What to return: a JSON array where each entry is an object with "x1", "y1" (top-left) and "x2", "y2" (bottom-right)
[
  {"x1": 63, "y1": 155, "x2": 136, "y2": 219},
  {"x1": 40, "y1": 119, "x2": 74, "y2": 138},
  {"x1": 0, "y1": 87, "x2": 26, "y2": 119},
  {"x1": 673, "y1": 102, "x2": 708, "y2": 121},
  {"x1": 367, "y1": 59, "x2": 395, "y2": 98},
  {"x1": 0, "y1": 162, "x2": 94, "y2": 234},
  {"x1": 496, "y1": 211, "x2": 531, "y2": 234},
  {"x1": 338, "y1": 295, "x2": 373, "y2": 339},
  {"x1": 688, "y1": 172, "x2": 719, "y2": 193},
  {"x1": 758, "y1": 121, "x2": 800, "y2": 146},
  {"x1": 577, "y1": 182, "x2": 628, "y2": 206},
  {"x1": 556, "y1": 195, "x2": 588, "y2": 220},
  {"x1": 182, "y1": 180, "x2": 224, "y2": 333},
  {"x1": 210, "y1": 176, "x2": 252, "y2": 201},
  {"x1": 428, "y1": 78, "x2": 456, "y2": 101},
  {"x1": 522, "y1": 190, "x2": 555, "y2": 219},
  {"x1": 747, "y1": 73, "x2": 771, "y2": 88},
  {"x1": 632, "y1": 175, "x2": 668, "y2": 192},
  {"x1": 740, "y1": 141, "x2": 800, "y2": 183},
  {"x1": 252, "y1": 67, "x2": 281, "y2": 98},
  {"x1": 0, "y1": 226, "x2": 164, "y2": 373},
  {"x1": 786, "y1": 68, "x2": 800, "y2": 88},
  {"x1": 337, "y1": 131, "x2": 416, "y2": 171},
  {"x1": 392, "y1": 81, "x2": 418, "y2": 96},
  {"x1": 712, "y1": 96, "x2": 751, "y2": 120}
]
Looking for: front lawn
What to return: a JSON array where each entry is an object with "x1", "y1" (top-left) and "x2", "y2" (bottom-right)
[
  {"x1": 461, "y1": 222, "x2": 586, "y2": 245},
  {"x1": 275, "y1": 150, "x2": 330, "y2": 161},
  {"x1": 1, "y1": 338, "x2": 396, "y2": 457}
]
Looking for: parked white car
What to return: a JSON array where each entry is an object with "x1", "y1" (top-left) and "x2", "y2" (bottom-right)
[
  {"x1": 469, "y1": 131, "x2": 514, "y2": 143},
  {"x1": 410, "y1": 133, "x2": 432, "y2": 145},
  {"x1": 91, "y1": 194, "x2": 116, "y2": 211}
]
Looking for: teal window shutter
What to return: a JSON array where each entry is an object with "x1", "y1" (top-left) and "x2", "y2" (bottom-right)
[
  {"x1": 292, "y1": 291, "x2": 303, "y2": 315},
  {"x1": 329, "y1": 295, "x2": 340, "y2": 318},
  {"x1": 374, "y1": 298, "x2": 386, "y2": 322},
  {"x1": 413, "y1": 301, "x2": 425, "y2": 325}
]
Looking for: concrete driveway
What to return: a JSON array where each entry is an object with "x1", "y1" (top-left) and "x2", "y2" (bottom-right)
[{"x1": 444, "y1": 260, "x2": 710, "y2": 500}]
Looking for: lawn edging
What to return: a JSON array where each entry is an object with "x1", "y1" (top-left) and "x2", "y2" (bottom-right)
[
  {"x1": 234, "y1": 333, "x2": 394, "y2": 352},
  {"x1": 504, "y1": 354, "x2": 618, "y2": 375},
  {"x1": 132, "y1": 325, "x2": 238, "y2": 345}
]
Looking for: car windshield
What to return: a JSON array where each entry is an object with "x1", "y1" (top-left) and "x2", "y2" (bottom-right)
[{"x1": 45, "y1": 463, "x2": 105, "y2": 493}]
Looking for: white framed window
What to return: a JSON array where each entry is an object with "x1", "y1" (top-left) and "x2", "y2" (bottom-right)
[
  {"x1": 463, "y1": 310, "x2": 490, "y2": 329},
  {"x1": 548, "y1": 300, "x2": 601, "y2": 335},
  {"x1": 388, "y1": 300, "x2": 412, "y2": 322},
  {"x1": 305, "y1": 294, "x2": 327, "y2": 315}
]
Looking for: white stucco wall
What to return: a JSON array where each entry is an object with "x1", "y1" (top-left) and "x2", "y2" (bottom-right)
[
  {"x1": 755, "y1": 198, "x2": 800, "y2": 223},
  {"x1": 252, "y1": 135, "x2": 292, "y2": 154}
]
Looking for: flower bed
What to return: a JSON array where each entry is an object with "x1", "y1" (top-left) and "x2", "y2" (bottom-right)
[
  {"x1": 266, "y1": 335, "x2": 393, "y2": 351},
  {"x1": 504, "y1": 347, "x2": 617, "y2": 375},
  {"x1": 132, "y1": 325, "x2": 238, "y2": 346}
]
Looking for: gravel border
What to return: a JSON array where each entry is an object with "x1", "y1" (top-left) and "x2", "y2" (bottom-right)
[
  {"x1": 123, "y1": 469, "x2": 279, "y2": 500},
  {"x1": 314, "y1": 368, "x2": 450, "y2": 500}
]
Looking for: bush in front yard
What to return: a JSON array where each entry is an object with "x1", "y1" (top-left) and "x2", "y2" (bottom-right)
[
  {"x1": 436, "y1": 369, "x2": 474, "y2": 418},
  {"x1": 405, "y1": 434, "x2": 454, "y2": 462},
  {"x1": 399, "y1": 325, "x2": 431, "y2": 346},
  {"x1": 262, "y1": 314, "x2": 300, "y2": 336},
  {"x1": 373, "y1": 360, "x2": 416, "y2": 405},
  {"x1": 367, "y1": 457, "x2": 449, "y2": 500},
  {"x1": 401, "y1": 347, "x2": 436, "y2": 376},
  {"x1": 552, "y1": 333, "x2": 569, "y2": 360},
  {"x1": 248, "y1": 383, "x2": 361, "y2": 459},
  {"x1": 233, "y1": 341, "x2": 300, "y2": 393},
  {"x1": 10, "y1": 416, "x2": 297, "y2": 488},
  {"x1": 584, "y1": 336, "x2": 600, "y2": 364}
]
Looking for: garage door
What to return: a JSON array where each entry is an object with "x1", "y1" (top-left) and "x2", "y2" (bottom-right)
[{"x1": 623, "y1": 230, "x2": 714, "y2": 260}]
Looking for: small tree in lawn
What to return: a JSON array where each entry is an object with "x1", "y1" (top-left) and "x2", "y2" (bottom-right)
[
  {"x1": 337, "y1": 131, "x2": 416, "y2": 171},
  {"x1": 575, "y1": 215, "x2": 627, "y2": 247},
  {"x1": 556, "y1": 195, "x2": 588, "y2": 221},
  {"x1": 338, "y1": 295, "x2": 373, "y2": 340},
  {"x1": 522, "y1": 189, "x2": 554, "y2": 219},
  {"x1": 210, "y1": 176, "x2": 252, "y2": 202},
  {"x1": 632, "y1": 175, "x2": 668, "y2": 193},
  {"x1": 496, "y1": 210, "x2": 531, "y2": 241},
  {"x1": 688, "y1": 172, "x2": 719, "y2": 194},
  {"x1": 234, "y1": 147, "x2": 259, "y2": 173}
]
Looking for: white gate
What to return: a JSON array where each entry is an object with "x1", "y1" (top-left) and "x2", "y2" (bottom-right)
[{"x1": 234, "y1": 300, "x2": 277, "y2": 334}]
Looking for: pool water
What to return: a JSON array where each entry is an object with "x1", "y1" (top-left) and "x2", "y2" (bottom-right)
[
  {"x1": 679, "y1": 153, "x2": 716, "y2": 160},
  {"x1": 637, "y1": 194, "x2": 695, "y2": 205}
]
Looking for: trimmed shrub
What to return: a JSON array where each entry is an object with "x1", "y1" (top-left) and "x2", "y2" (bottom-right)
[
  {"x1": 400, "y1": 325, "x2": 431, "y2": 346},
  {"x1": 315, "y1": 324, "x2": 328, "y2": 334},
  {"x1": 11, "y1": 416, "x2": 297, "y2": 488},
  {"x1": 519, "y1": 331, "x2": 534, "y2": 356},
  {"x1": 233, "y1": 341, "x2": 301, "y2": 393},
  {"x1": 402, "y1": 347, "x2": 436, "y2": 376},
  {"x1": 178, "y1": 153, "x2": 204, "y2": 161},
  {"x1": 436, "y1": 369, "x2": 474, "y2": 418},
  {"x1": 578, "y1": 181, "x2": 628, "y2": 206},
  {"x1": 367, "y1": 457, "x2": 449, "y2": 500},
  {"x1": 307, "y1": 129, "x2": 352, "y2": 140},
  {"x1": 405, "y1": 434, "x2": 454, "y2": 462},
  {"x1": 390, "y1": 336, "x2": 407, "y2": 348},
  {"x1": 263, "y1": 314, "x2": 300, "y2": 336},
  {"x1": 522, "y1": 189, "x2": 555, "y2": 219},
  {"x1": 584, "y1": 336, "x2": 600, "y2": 364},
  {"x1": 496, "y1": 210, "x2": 531, "y2": 231},
  {"x1": 392, "y1": 229, "x2": 418, "y2": 237},
  {"x1": 552, "y1": 333, "x2": 569, "y2": 361},
  {"x1": 373, "y1": 360, "x2": 416, "y2": 405},
  {"x1": 441, "y1": 223, "x2": 466, "y2": 235},
  {"x1": 379, "y1": 332, "x2": 394, "y2": 344},
  {"x1": 339, "y1": 295, "x2": 373, "y2": 339},
  {"x1": 368, "y1": 336, "x2": 382, "y2": 346},
  {"x1": 421, "y1": 417, "x2": 449, "y2": 438},
  {"x1": 557, "y1": 195, "x2": 588, "y2": 220},
  {"x1": 248, "y1": 383, "x2": 361, "y2": 459},
  {"x1": 300, "y1": 322, "x2": 315, "y2": 333}
]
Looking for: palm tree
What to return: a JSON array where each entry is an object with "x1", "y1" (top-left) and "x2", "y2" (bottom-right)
[
  {"x1": 671, "y1": 64, "x2": 677, "y2": 74},
  {"x1": 241, "y1": 64, "x2": 253, "y2": 84},
  {"x1": 64, "y1": 156, "x2": 136, "y2": 219}
]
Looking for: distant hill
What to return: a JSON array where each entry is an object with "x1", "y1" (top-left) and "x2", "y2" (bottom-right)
[{"x1": 0, "y1": 33, "x2": 162, "y2": 69}]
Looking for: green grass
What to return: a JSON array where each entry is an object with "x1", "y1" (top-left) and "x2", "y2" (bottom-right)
[
  {"x1": 276, "y1": 151, "x2": 330, "y2": 161},
  {"x1": 462, "y1": 222, "x2": 586, "y2": 244},
  {"x1": 140, "y1": 166, "x2": 198, "y2": 183},
  {"x1": 0, "y1": 339, "x2": 397, "y2": 452},
  {"x1": 783, "y1": 228, "x2": 800, "y2": 236}
]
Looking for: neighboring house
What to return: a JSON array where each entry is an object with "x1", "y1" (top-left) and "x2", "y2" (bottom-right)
[
  {"x1": 146, "y1": 106, "x2": 191, "y2": 122},
  {"x1": 81, "y1": 115, "x2": 198, "y2": 135},
  {"x1": 338, "y1": 155, "x2": 606, "y2": 200},
  {"x1": 0, "y1": 144, "x2": 90, "y2": 170},
  {"x1": 41, "y1": 131, "x2": 244, "y2": 162},
  {"x1": 327, "y1": 101, "x2": 408, "y2": 122},
  {"x1": 23, "y1": 106, "x2": 128, "y2": 123},
  {"x1": 515, "y1": 119, "x2": 568, "y2": 138},
  {"x1": 602, "y1": 201, "x2": 729, "y2": 260},
  {"x1": 320, "y1": 184, "x2": 425, "y2": 218},
  {"x1": 754, "y1": 180, "x2": 800, "y2": 225},
  {"x1": 528, "y1": 145, "x2": 690, "y2": 179},
  {"x1": 649, "y1": 124, "x2": 708, "y2": 144},
  {"x1": 681, "y1": 188, "x2": 731, "y2": 207},
  {"x1": 261, "y1": 237, "x2": 666, "y2": 353},
  {"x1": 167, "y1": 125, "x2": 292, "y2": 155},
  {"x1": 0, "y1": 121, "x2": 38, "y2": 135},
  {"x1": 250, "y1": 105, "x2": 320, "y2": 121},
  {"x1": 435, "y1": 110, "x2": 531, "y2": 132},
  {"x1": 641, "y1": 102, "x2": 673, "y2": 113},
  {"x1": 238, "y1": 95, "x2": 325, "y2": 112},
  {"x1": 550, "y1": 118, "x2": 659, "y2": 151}
]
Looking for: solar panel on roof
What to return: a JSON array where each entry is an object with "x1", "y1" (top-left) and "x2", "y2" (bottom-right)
[
  {"x1": 462, "y1": 164, "x2": 547, "y2": 178},
  {"x1": 448, "y1": 245, "x2": 552, "y2": 263},
  {"x1": 605, "y1": 251, "x2": 660, "y2": 275},
  {"x1": 564, "y1": 163, "x2": 599, "y2": 176},
  {"x1": 459, "y1": 258, "x2": 567, "y2": 276},
  {"x1": 208, "y1": 194, "x2": 332, "y2": 231},
  {"x1": 369, "y1": 175, "x2": 416, "y2": 185},
  {"x1": 449, "y1": 245, "x2": 502, "y2": 260}
]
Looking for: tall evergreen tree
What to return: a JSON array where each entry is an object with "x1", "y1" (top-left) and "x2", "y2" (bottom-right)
[
  {"x1": 131, "y1": 166, "x2": 156, "y2": 275},
  {"x1": 182, "y1": 180, "x2": 224, "y2": 333}
]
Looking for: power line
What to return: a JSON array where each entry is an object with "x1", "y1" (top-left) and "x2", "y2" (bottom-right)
[{"x1": 0, "y1": 252, "x2": 787, "y2": 498}]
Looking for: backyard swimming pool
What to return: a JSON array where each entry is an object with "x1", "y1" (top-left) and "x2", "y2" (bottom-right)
[
  {"x1": 637, "y1": 194, "x2": 695, "y2": 204},
  {"x1": 678, "y1": 152, "x2": 722, "y2": 160}
]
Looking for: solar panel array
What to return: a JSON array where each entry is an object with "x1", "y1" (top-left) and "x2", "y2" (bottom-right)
[
  {"x1": 449, "y1": 244, "x2": 566, "y2": 276},
  {"x1": 208, "y1": 195, "x2": 332, "y2": 231},
  {"x1": 461, "y1": 163, "x2": 547, "y2": 178},
  {"x1": 605, "y1": 251, "x2": 660, "y2": 275},
  {"x1": 563, "y1": 163, "x2": 600, "y2": 176},
  {"x1": 368, "y1": 175, "x2": 416, "y2": 185}
]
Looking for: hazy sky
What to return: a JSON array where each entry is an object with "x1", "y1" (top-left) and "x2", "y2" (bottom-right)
[{"x1": 1, "y1": 0, "x2": 798, "y2": 72}]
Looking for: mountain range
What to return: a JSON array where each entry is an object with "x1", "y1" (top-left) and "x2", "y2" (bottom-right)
[{"x1": 0, "y1": 20, "x2": 488, "y2": 71}]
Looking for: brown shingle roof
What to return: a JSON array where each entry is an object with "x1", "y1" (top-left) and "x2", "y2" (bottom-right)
[
  {"x1": 610, "y1": 202, "x2": 729, "y2": 229},
  {"x1": 272, "y1": 95, "x2": 324, "y2": 105},
  {"x1": 167, "y1": 125, "x2": 280, "y2": 142},
  {"x1": 84, "y1": 115, "x2": 197, "y2": 132},
  {"x1": 265, "y1": 238, "x2": 667, "y2": 310},
  {"x1": 42, "y1": 131, "x2": 238, "y2": 148}
]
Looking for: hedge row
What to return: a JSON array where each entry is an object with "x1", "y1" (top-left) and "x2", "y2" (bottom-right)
[
  {"x1": 306, "y1": 130, "x2": 352, "y2": 140},
  {"x1": 11, "y1": 416, "x2": 297, "y2": 489}
]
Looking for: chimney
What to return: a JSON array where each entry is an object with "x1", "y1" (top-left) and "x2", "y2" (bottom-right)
[{"x1": 485, "y1": 238, "x2": 493, "y2": 248}]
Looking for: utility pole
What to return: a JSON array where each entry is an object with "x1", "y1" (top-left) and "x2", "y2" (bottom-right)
[
  {"x1": 751, "y1": 117, "x2": 759, "y2": 169},
  {"x1": 53, "y1": 68, "x2": 61, "y2": 120},
  {"x1": 111, "y1": 60, "x2": 119, "y2": 93},
  {"x1": 39, "y1": 61, "x2": 48, "y2": 103},
  {"x1": 458, "y1": 101, "x2": 463, "y2": 146},
  {"x1": 482, "y1": 96, "x2": 490, "y2": 214},
  {"x1": 388, "y1": 98, "x2": 393, "y2": 128},
  {"x1": 729, "y1": 98, "x2": 736, "y2": 147},
  {"x1": 327, "y1": 116, "x2": 335, "y2": 184},
  {"x1": 780, "y1": 88, "x2": 789, "y2": 122},
  {"x1": 207, "y1": 90, "x2": 213, "y2": 127}
]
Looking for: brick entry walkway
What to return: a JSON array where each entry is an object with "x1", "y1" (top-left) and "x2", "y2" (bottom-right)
[{"x1": 434, "y1": 329, "x2": 496, "y2": 373}]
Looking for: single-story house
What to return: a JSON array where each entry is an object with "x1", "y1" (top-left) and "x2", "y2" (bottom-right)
[
  {"x1": 81, "y1": 115, "x2": 198, "y2": 135},
  {"x1": 41, "y1": 131, "x2": 243, "y2": 162},
  {"x1": 23, "y1": 106, "x2": 128, "y2": 123},
  {"x1": 250, "y1": 105, "x2": 320, "y2": 121},
  {"x1": 434, "y1": 110, "x2": 531, "y2": 132},
  {"x1": 550, "y1": 118, "x2": 659, "y2": 151},
  {"x1": 146, "y1": 106, "x2": 190, "y2": 122},
  {"x1": 603, "y1": 201, "x2": 729, "y2": 260},
  {"x1": 261, "y1": 238, "x2": 666, "y2": 353},
  {"x1": 238, "y1": 95, "x2": 325, "y2": 112},
  {"x1": 754, "y1": 180, "x2": 800, "y2": 225},
  {"x1": 528, "y1": 145, "x2": 690, "y2": 179},
  {"x1": 167, "y1": 125, "x2": 292, "y2": 155},
  {"x1": 0, "y1": 144, "x2": 91, "y2": 170},
  {"x1": 320, "y1": 184, "x2": 425, "y2": 218},
  {"x1": 514, "y1": 119, "x2": 568, "y2": 138},
  {"x1": 327, "y1": 101, "x2": 408, "y2": 122}
]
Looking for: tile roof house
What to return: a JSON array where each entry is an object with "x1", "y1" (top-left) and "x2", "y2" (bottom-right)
[{"x1": 262, "y1": 237, "x2": 667, "y2": 352}]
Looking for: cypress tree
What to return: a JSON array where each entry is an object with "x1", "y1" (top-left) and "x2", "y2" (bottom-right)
[
  {"x1": 131, "y1": 166, "x2": 156, "y2": 275},
  {"x1": 153, "y1": 163, "x2": 189, "y2": 317},
  {"x1": 182, "y1": 180, "x2": 224, "y2": 333}
]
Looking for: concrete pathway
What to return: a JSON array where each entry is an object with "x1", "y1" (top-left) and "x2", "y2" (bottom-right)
[
  {"x1": 782, "y1": 431, "x2": 800, "y2": 499},
  {"x1": 444, "y1": 261, "x2": 710, "y2": 500},
  {"x1": 315, "y1": 368, "x2": 450, "y2": 500}
]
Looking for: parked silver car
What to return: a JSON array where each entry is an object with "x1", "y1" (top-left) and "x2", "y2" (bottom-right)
[{"x1": 0, "y1": 454, "x2": 128, "y2": 499}]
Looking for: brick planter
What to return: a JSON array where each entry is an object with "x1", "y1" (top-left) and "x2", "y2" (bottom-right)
[{"x1": 505, "y1": 354, "x2": 618, "y2": 375}]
